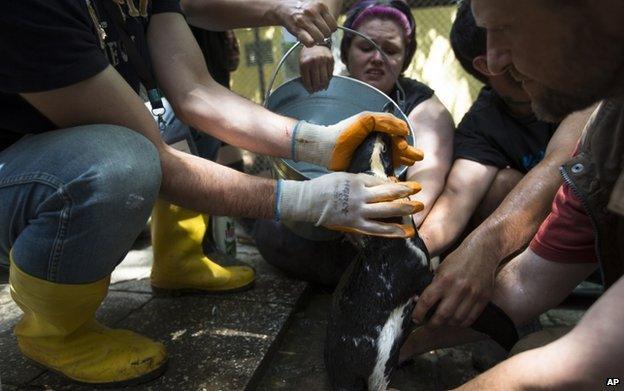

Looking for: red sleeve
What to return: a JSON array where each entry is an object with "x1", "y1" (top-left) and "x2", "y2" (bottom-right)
[{"x1": 529, "y1": 183, "x2": 597, "y2": 263}]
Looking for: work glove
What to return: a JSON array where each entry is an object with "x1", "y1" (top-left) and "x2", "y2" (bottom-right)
[
  {"x1": 275, "y1": 172, "x2": 423, "y2": 238},
  {"x1": 292, "y1": 112, "x2": 424, "y2": 171}
]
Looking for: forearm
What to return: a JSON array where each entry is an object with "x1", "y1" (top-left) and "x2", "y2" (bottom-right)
[
  {"x1": 406, "y1": 97, "x2": 454, "y2": 228},
  {"x1": 460, "y1": 277, "x2": 624, "y2": 391},
  {"x1": 418, "y1": 187, "x2": 477, "y2": 256},
  {"x1": 461, "y1": 106, "x2": 593, "y2": 264},
  {"x1": 407, "y1": 164, "x2": 447, "y2": 227},
  {"x1": 181, "y1": 0, "x2": 282, "y2": 30},
  {"x1": 149, "y1": 13, "x2": 297, "y2": 158},
  {"x1": 462, "y1": 158, "x2": 563, "y2": 263},
  {"x1": 493, "y1": 249, "x2": 596, "y2": 326},
  {"x1": 21, "y1": 65, "x2": 279, "y2": 219},
  {"x1": 159, "y1": 146, "x2": 276, "y2": 218},
  {"x1": 418, "y1": 160, "x2": 497, "y2": 256},
  {"x1": 173, "y1": 77, "x2": 296, "y2": 158},
  {"x1": 182, "y1": 0, "x2": 341, "y2": 31},
  {"x1": 455, "y1": 346, "x2": 570, "y2": 391}
]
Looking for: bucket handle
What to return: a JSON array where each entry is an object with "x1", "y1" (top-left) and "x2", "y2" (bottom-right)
[{"x1": 264, "y1": 26, "x2": 406, "y2": 110}]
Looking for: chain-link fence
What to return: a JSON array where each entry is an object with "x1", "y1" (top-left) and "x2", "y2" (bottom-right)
[{"x1": 224, "y1": 0, "x2": 484, "y2": 176}]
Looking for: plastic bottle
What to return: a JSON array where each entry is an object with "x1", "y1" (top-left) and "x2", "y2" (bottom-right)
[{"x1": 211, "y1": 215, "x2": 237, "y2": 257}]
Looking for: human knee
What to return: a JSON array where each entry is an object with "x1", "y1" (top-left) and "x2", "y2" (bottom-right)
[{"x1": 80, "y1": 125, "x2": 161, "y2": 216}]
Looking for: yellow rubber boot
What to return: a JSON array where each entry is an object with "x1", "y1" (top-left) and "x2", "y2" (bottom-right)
[
  {"x1": 9, "y1": 260, "x2": 167, "y2": 386},
  {"x1": 150, "y1": 199, "x2": 255, "y2": 294}
]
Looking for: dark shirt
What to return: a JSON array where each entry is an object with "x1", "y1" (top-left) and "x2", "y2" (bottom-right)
[
  {"x1": 0, "y1": 0, "x2": 182, "y2": 152},
  {"x1": 454, "y1": 87, "x2": 558, "y2": 173},
  {"x1": 191, "y1": 28, "x2": 231, "y2": 88},
  {"x1": 391, "y1": 77, "x2": 435, "y2": 114}
]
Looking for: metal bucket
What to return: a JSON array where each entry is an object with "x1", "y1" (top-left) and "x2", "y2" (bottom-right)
[{"x1": 265, "y1": 27, "x2": 415, "y2": 241}]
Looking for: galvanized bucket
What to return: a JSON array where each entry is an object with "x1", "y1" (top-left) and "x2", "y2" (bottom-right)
[{"x1": 265, "y1": 27, "x2": 415, "y2": 241}]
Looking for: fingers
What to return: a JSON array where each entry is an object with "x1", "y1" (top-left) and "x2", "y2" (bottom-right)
[
  {"x1": 321, "y1": 56, "x2": 334, "y2": 91},
  {"x1": 413, "y1": 283, "x2": 444, "y2": 323},
  {"x1": 326, "y1": 221, "x2": 415, "y2": 238},
  {"x1": 460, "y1": 300, "x2": 489, "y2": 329},
  {"x1": 392, "y1": 137, "x2": 424, "y2": 168},
  {"x1": 299, "y1": 46, "x2": 334, "y2": 93},
  {"x1": 393, "y1": 138, "x2": 424, "y2": 161},
  {"x1": 365, "y1": 181, "x2": 422, "y2": 202},
  {"x1": 309, "y1": 11, "x2": 333, "y2": 38},
  {"x1": 295, "y1": 29, "x2": 317, "y2": 48},
  {"x1": 364, "y1": 112, "x2": 409, "y2": 136},
  {"x1": 291, "y1": 7, "x2": 332, "y2": 47},
  {"x1": 281, "y1": 2, "x2": 336, "y2": 46},
  {"x1": 398, "y1": 156, "x2": 416, "y2": 167},
  {"x1": 364, "y1": 199, "x2": 424, "y2": 219},
  {"x1": 319, "y1": 4, "x2": 338, "y2": 32},
  {"x1": 292, "y1": 22, "x2": 324, "y2": 47},
  {"x1": 429, "y1": 292, "x2": 463, "y2": 327},
  {"x1": 300, "y1": 62, "x2": 313, "y2": 92},
  {"x1": 452, "y1": 296, "x2": 476, "y2": 326},
  {"x1": 310, "y1": 64, "x2": 321, "y2": 92}
]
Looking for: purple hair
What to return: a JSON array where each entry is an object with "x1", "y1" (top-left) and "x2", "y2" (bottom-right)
[{"x1": 352, "y1": 6, "x2": 413, "y2": 42}]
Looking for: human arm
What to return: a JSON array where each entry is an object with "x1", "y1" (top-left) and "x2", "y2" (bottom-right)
[
  {"x1": 21, "y1": 66, "x2": 420, "y2": 237},
  {"x1": 456, "y1": 252, "x2": 613, "y2": 391},
  {"x1": 181, "y1": 0, "x2": 340, "y2": 47},
  {"x1": 20, "y1": 66, "x2": 276, "y2": 217},
  {"x1": 403, "y1": 247, "x2": 596, "y2": 363},
  {"x1": 412, "y1": 106, "x2": 593, "y2": 327},
  {"x1": 405, "y1": 96, "x2": 455, "y2": 227},
  {"x1": 149, "y1": 12, "x2": 420, "y2": 171},
  {"x1": 416, "y1": 159, "x2": 498, "y2": 255}
]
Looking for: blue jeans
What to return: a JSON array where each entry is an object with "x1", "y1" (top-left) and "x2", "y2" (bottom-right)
[{"x1": 0, "y1": 125, "x2": 161, "y2": 284}]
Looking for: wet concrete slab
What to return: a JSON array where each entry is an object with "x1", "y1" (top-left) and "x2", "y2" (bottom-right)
[{"x1": 0, "y1": 236, "x2": 308, "y2": 390}]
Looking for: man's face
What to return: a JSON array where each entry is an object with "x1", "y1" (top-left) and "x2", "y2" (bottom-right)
[{"x1": 472, "y1": 0, "x2": 624, "y2": 122}]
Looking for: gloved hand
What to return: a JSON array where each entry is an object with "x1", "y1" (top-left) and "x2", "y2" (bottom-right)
[
  {"x1": 292, "y1": 112, "x2": 424, "y2": 171},
  {"x1": 275, "y1": 172, "x2": 424, "y2": 238}
]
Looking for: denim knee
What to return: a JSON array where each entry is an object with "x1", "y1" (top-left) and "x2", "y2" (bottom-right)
[
  {"x1": 88, "y1": 125, "x2": 162, "y2": 220},
  {"x1": 3, "y1": 125, "x2": 162, "y2": 283}
]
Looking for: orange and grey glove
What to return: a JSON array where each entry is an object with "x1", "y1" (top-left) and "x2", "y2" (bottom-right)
[
  {"x1": 291, "y1": 112, "x2": 424, "y2": 171},
  {"x1": 275, "y1": 172, "x2": 423, "y2": 238}
]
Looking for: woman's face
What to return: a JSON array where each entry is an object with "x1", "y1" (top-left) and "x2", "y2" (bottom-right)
[{"x1": 346, "y1": 18, "x2": 406, "y2": 94}]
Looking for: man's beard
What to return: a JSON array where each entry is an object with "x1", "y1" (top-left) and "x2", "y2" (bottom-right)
[
  {"x1": 530, "y1": 85, "x2": 600, "y2": 122},
  {"x1": 528, "y1": 45, "x2": 624, "y2": 122}
]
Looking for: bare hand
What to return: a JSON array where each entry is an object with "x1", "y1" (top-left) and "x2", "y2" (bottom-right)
[
  {"x1": 412, "y1": 245, "x2": 496, "y2": 328},
  {"x1": 299, "y1": 45, "x2": 334, "y2": 92},
  {"x1": 274, "y1": 0, "x2": 338, "y2": 46}
]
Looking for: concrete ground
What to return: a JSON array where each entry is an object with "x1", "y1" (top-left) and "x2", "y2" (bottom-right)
[{"x1": 0, "y1": 228, "x2": 592, "y2": 390}]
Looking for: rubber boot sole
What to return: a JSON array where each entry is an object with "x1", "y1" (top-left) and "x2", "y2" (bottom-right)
[
  {"x1": 23, "y1": 355, "x2": 168, "y2": 388},
  {"x1": 151, "y1": 279, "x2": 255, "y2": 297}
]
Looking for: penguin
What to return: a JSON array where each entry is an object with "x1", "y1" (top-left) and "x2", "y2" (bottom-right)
[{"x1": 325, "y1": 132, "x2": 518, "y2": 391}]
